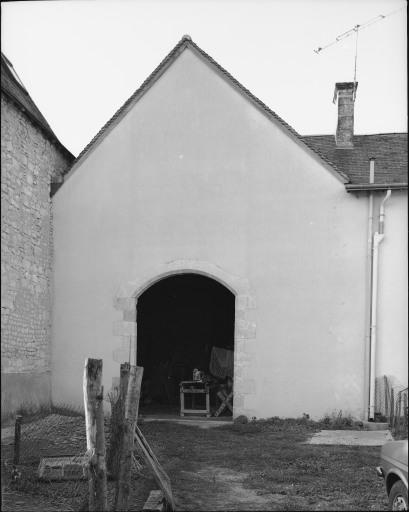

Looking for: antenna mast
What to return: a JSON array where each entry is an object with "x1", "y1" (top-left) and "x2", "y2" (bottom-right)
[{"x1": 314, "y1": 6, "x2": 404, "y2": 100}]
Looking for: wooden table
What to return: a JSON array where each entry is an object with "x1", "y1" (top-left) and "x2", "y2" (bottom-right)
[{"x1": 179, "y1": 381, "x2": 210, "y2": 417}]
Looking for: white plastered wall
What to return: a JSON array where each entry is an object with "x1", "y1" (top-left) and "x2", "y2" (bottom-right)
[
  {"x1": 52, "y1": 47, "x2": 370, "y2": 419},
  {"x1": 376, "y1": 191, "x2": 408, "y2": 387}
]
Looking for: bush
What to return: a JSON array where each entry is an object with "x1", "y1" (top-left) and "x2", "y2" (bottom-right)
[
  {"x1": 234, "y1": 415, "x2": 248, "y2": 424},
  {"x1": 319, "y1": 410, "x2": 355, "y2": 429}
]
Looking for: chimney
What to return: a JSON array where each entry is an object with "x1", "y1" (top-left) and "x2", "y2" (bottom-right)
[{"x1": 333, "y1": 82, "x2": 357, "y2": 148}]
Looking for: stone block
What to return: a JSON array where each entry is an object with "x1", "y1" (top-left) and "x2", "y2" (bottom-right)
[
  {"x1": 113, "y1": 321, "x2": 137, "y2": 336},
  {"x1": 236, "y1": 294, "x2": 256, "y2": 311},
  {"x1": 113, "y1": 296, "x2": 137, "y2": 311},
  {"x1": 123, "y1": 309, "x2": 137, "y2": 322},
  {"x1": 119, "y1": 336, "x2": 131, "y2": 351},
  {"x1": 233, "y1": 365, "x2": 244, "y2": 378},
  {"x1": 232, "y1": 393, "x2": 244, "y2": 408},
  {"x1": 235, "y1": 338, "x2": 256, "y2": 353},
  {"x1": 235, "y1": 319, "x2": 256, "y2": 339}
]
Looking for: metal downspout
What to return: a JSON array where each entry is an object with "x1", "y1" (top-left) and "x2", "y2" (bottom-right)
[
  {"x1": 368, "y1": 188, "x2": 392, "y2": 420},
  {"x1": 365, "y1": 159, "x2": 375, "y2": 420}
]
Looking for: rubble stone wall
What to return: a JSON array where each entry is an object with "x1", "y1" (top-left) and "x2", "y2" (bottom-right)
[{"x1": 1, "y1": 95, "x2": 72, "y2": 417}]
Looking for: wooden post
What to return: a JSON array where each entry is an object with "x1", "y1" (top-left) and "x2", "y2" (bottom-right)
[
  {"x1": 84, "y1": 358, "x2": 108, "y2": 511},
  {"x1": 107, "y1": 363, "x2": 130, "y2": 479},
  {"x1": 384, "y1": 376, "x2": 389, "y2": 417},
  {"x1": 13, "y1": 415, "x2": 22, "y2": 465},
  {"x1": 114, "y1": 365, "x2": 143, "y2": 512},
  {"x1": 389, "y1": 387, "x2": 395, "y2": 427}
]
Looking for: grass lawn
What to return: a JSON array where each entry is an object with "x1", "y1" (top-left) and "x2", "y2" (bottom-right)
[
  {"x1": 137, "y1": 419, "x2": 389, "y2": 511},
  {"x1": 2, "y1": 415, "x2": 390, "y2": 511}
]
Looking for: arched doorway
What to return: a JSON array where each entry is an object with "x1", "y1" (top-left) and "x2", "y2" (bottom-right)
[{"x1": 136, "y1": 273, "x2": 235, "y2": 414}]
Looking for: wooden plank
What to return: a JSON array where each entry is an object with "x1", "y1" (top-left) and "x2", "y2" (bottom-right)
[
  {"x1": 134, "y1": 426, "x2": 175, "y2": 511},
  {"x1": 38, "y1": 456, "x2": 88, "y2": 481},
  {"x1": 181, "y1": 409, "x2": 209, "y2": 414},
  {"x1": 180, "y1": 389, "x2": 209, "y2": 394},
  {"x1": 114, "y1": 365, "x2": 143, "y2": 511},
  {"x1": 142, "y1": 490, "x2": 166, "y2": 511},
  {"x1": 83, "y1": 358, "x2": 108, "y2": 511}
]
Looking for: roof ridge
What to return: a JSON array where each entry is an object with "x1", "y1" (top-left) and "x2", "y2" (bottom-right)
[{"x1": 68, "y1": 35, "x2": 348, "y2": 182}]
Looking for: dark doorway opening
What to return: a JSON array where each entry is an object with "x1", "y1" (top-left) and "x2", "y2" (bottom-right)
[{"x1": 137, "y1": 273, "x2": 235, "y2": 415}]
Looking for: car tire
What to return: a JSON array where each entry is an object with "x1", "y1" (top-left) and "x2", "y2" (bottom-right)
[{"x1": 389, "y1": 480, "x2": 408, "y2": 511}]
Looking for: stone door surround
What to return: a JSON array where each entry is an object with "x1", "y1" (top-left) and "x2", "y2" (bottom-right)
[{"x1": 112, "y1": 259, "x2": 256, "y2": 418}]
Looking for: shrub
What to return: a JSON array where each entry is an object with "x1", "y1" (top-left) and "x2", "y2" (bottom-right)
[{"x1": 319, "y1": 410, "x2": 355, "y2": 429}]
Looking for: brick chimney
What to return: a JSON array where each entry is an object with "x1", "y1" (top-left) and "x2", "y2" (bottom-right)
[{"x1": 333, "y1": 82, "x2": 357, "y2": 148}]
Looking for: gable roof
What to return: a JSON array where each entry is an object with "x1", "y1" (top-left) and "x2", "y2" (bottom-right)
[
  {"x1": 66, "y1": 35, "x2": 349, "y2": 184},
  {"x1": 1, "y1": 52, "x2": 73, "y2": 160},
  {"x1": 303, "y1": 133, "x2": 408, "y2": 189}
]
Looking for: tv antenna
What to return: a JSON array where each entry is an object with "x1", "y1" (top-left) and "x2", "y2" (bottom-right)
[{"x1": 314, "y1": 6, "x2": 404, "y2": 100}]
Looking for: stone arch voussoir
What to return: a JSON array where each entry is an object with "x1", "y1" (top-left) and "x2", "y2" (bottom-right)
[{"x1": 112, "y1": 260, "x2": 257, "y2": 418}]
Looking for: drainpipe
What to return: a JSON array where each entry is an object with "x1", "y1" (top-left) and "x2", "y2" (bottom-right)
[
  {"x1": 368, "y1": 188, "x2": 392, "y2": 420},
  {"x1": 365, "y1": 159, "x2": 375, "y2": 419}
]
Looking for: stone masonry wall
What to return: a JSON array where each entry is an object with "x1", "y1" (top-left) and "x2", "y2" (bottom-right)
[{"x1": 1, "y1": 94, "x2": 72, "y2": 414}]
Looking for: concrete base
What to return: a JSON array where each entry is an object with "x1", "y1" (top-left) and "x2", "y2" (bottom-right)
[
  {"x1": 307, "y1": 429, "x2": 393, "y2": 446},
  {"x1": 1, "y1": 371, "x2": 51, "y2": 420},
  {"x1": 361, "y1": 421, "x2": 390, "y2": 431},
  {"x1": 140, "y1": 415, "x2": 231, "y2": 429}
]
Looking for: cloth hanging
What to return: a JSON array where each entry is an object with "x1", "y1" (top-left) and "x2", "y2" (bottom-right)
[{"x1": 209, "y1": 346, "x2": 234, "y2": 379}]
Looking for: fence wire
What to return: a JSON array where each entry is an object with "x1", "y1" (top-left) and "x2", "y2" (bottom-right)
[
  {"x1": 375, "y1": 375, "x2": 408, "y2": 438},
  {"x1": 1, "y1": 406, "x2": 146, "y2": 512}
]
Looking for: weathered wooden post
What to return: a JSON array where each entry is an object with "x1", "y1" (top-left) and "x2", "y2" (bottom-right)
[
  {"x1": 107, "y1": 362, "x2": 130, "y2": 479},
  {"x1": 84, "y1": 358, "x2": 108, "y2": 511},
  {"x1": 114, "y1": 365, "x2": 143, "y2": 511},
  {"x1": 13, "y1": 415, "x2": 22, "y2": 465},
  {"x1": 390, "y1": 387, "x2": 395, "y2": 427}
]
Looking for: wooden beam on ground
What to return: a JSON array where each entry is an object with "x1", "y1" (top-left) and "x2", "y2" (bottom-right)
[
  {"x1": 114, "y1": 365, "x2": 143, "y2": 512},
  {"x1": 143, "y1": 490, "x2": 166, "y2": 511},
  {"x1": 134, "y1": 426, "x2": 175, "y2": 511},
  {"x1": 83, "y1": 358, "x2": 108, "y2": 511}
]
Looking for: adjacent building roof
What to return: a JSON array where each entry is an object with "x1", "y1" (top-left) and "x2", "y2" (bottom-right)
[
  {"x1": 1, "y1": 52, "x2": 73, "y2": 160},
  {"x1": 303, "y1": 133, "x2": 408, "y2": 188}
]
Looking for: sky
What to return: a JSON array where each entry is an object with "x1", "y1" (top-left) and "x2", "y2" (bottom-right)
[{"x1": 1, "y1": 0, "x2": 407, "y2": 157}]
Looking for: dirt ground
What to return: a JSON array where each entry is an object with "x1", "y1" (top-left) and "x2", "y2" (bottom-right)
[
  {"x1": 2, "y1": 415, "x2": 390, "y2": 511},
  {"x1": 140, "y1": 419, "x2": 389, "y2": 511}
]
